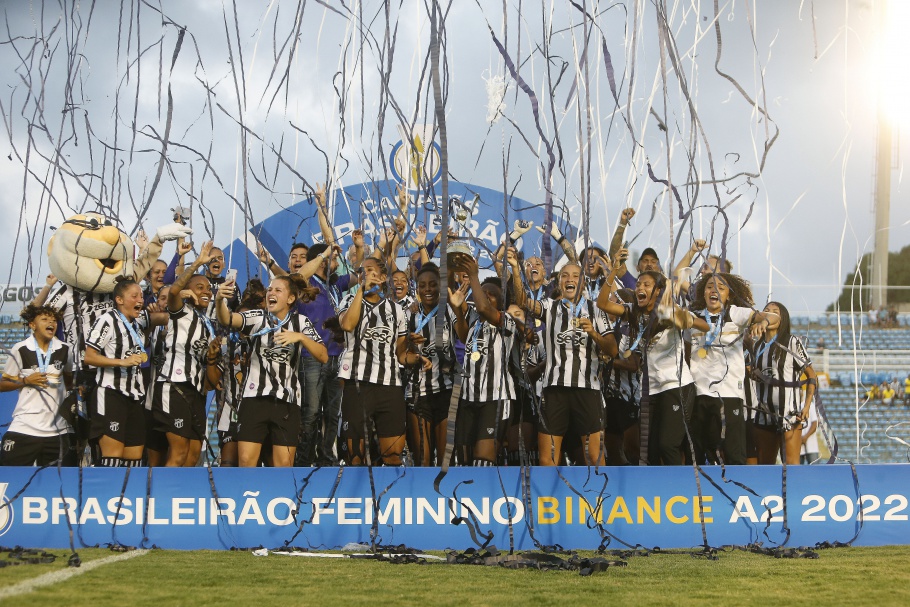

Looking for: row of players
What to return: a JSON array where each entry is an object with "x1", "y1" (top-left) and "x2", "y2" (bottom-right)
[{"x1": 0, "y1": 216, "x2": 816, "y2": 469}]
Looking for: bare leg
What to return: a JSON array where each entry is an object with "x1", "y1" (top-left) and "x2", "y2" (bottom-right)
[
  {"x1": 238, "y1": 441, "x2": 263, "y2": 468},
  {"x1": 538, "y1": 433, "x2": 563, "y2": 466}
]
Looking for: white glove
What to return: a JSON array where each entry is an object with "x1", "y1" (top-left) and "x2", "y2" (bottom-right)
[{"x1": 156, "y1": 222, "x2": 193, "y2": 242}]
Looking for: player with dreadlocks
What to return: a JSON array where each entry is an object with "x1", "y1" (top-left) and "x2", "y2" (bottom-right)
[{"x1": 687, "y1": 273, "x2": 778, "y2": 465}]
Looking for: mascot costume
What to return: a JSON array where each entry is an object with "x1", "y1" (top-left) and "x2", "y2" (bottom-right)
[{"x1": 36, "y1": 212, "x2": 191, "y2": 440}]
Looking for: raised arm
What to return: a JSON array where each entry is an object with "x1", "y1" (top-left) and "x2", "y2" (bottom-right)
[
  {"x1": 315, "y1": 182, "x2": 335, "y2": 247},
  {"x1": 537, "y1": 222, "x2": 577, "y2": 264},
  {"x1": 608, "y1": 208, "x2": 635, "y2": 258},
  {"x1": 674, "y1": 239, "x2": 706, "y2": 293},
  {"x1": 169, "y1": 241, "x2": 214, "y2": 313},
  {"x1": 461, "y1": 257, "x2": 502, "y2": 327},
  {"x1": 31, "y1": 274, "x2": 57, "y2": 307},
  {"x1": 214, "y1": 282, "x2": 244, "y2": 330}
]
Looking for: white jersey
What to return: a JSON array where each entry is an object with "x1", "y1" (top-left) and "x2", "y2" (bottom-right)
[
  {"x1": 645, "y1": 324, "x2": 694, "y2": 395},
  {"x1": 239, "y1": 310, "x2": 322, "y2": 404},
  {"x1": 462, "y1": 309, "x2": 518, "y2": 403},
  {"x1": 86, "y1": 309, "x2": 150, "y2": 402},
  {"x1": 338, "y1": 296, "x2": 408, "y2": 386},
  {"x1": 536, "y1": 298, "x2": 609, "y2": 390},
  {"x1": 2, "y1": 337, "x2": 73, "y2": 436},
  {"x1": 157, "y1": 303, "x2": 214, "y2": 393},
  {"x1": 688, "y1": 305, "x2": 753, "y2": 399}
]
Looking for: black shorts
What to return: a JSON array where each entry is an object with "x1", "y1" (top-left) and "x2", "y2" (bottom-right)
[
  {"x1": 144, "y1": 406, "x2": 168, "y2": 454},
  {"x1": 511, "y1": 385, "x2": 537, "y2": 427},
  {"x1": 605, "y1": 396, "x2": 639, "y2": 436},
  {"x1": 410, "y1": 389, "x2": 452, "y2": 425},
  {"x1": 455, "y1": 399, "x2": 509, "y2": 448},
  {"x1": 153, "y1": 382, "x2": 207, "y2": 440},
  {"x1": 0, "y1": 431, "x2": 77, "y2": 467},
  {"x1": 340, "y1": 382, "x2": 406, "y2": 440},
  {"x1": 539, "y1": 387, "x2": 604, "y2": 437},
  {"x1": 236, "y1": 396, "x2": 301, "y2": 447},
  {"x1": 90, "y1": 387, "x2": 146, "y2": 448}
]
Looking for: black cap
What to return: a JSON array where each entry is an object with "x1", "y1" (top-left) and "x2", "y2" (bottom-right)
[{"x1": 640, "y1": 247, "x2": 659, "y2": 260}]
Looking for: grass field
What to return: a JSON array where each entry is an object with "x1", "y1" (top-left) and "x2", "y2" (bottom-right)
[{"x1": 2, "y1": 545, "x2": 910, "y2": 606}]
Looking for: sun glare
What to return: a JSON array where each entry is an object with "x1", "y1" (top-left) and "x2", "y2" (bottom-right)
[{"x1": 878, "y1": 1, "x2": 910, "y2": 125}]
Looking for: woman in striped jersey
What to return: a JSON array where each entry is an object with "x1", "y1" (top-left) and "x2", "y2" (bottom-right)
[
  {"x1": 687, "y1": 273, "x2": 777, "y2": 465},
  {"x1": 84, "y1": 279, "x2": 169, "y2": 467},
  {"x1": 452, "y1": 256, "x2": 525, "y2": 466},
  {"x1": 338, "y1": 257, "x2": 425, "y2": 466},
  {"x1": 214, "y1": 274, "x2": 327, "y2": 468},
  {"x1": 402, "y1": 263, "x2": 466, "y2": 465},
  {"x1": 154, "y1": 242, "x2": 223, "y2": 467},
  {"x1": 517, "y1": 262, "x2": 614, "y2": 466},
  {"x1": 748, "y1": 301, "x2": 816, "y2": 465}
]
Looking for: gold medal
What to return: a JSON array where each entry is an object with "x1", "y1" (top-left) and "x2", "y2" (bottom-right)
[
  {"x1": 138, "y1": 352, "x2": 148, "y2": 363},
  {"x1": 622, "y1": 350, "x2": 632, "y2": 359},
  {"x1": 535, "y1": 319, "x2": 541, "y2": 327},
  {"x1": 470, "y1": 351, "x2": 481, "y2": 362},
  {"x1": 697, "y1": 347, "x2": 708, "y2": 359}
]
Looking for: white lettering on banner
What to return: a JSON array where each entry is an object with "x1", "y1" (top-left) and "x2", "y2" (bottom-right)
[
  {"x1": 266, "y1": 498, "x2": 296, "y2": 526},
  {"x1": 337, "y1": 498, "x2": 362, "y2": 525},
  {"x1": 173, "y1": 498, "x2": 195, "y2": 525},
  {"x1": 417, "y1": 498, "x2": 446, "y2": 525},
  {"x1": 237, "y1": 492, "x2": 266, "y2": 525},
  {"x1": 106, "y1": 498, "x2": 132, "y2": 525},
  {"x1": 54, "y1": 498, "x2": 77, "y2": 524},
  {"x1": 211, "y1": 498, "x2": 236, "y2": 525},
  {"x1": 24, "y1": 498, "x2": 47, "y2": 524}
]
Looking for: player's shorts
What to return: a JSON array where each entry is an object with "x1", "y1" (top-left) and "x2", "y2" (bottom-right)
[
  {"x1": 0, "y1": 431, "x2": 77, "y2": 467},
  {"x1": 90, "y1": 387, "x2": 146, "y2": 448},
  {"x1": 340, "y1": 382, "x2": 406, "y2": 440},
  {"x1": 455, "y1": 399, "x2": 510, "y2": 447},
  {"x1": 604, "y1": 396, "x2": 639, "y2": 436},
  {"x1": 539, "y1": 387, "x2": 604, "y2": 437},
  {"x1": 153, "y1": 382, "x2": 207, "y2": 440},
  {"x1": 410, "y1": 389, "x2": 452, "y2": 425},
  {"x1": 510, "y1": 385, "x2": 537, "y2": 427},
  {"x1": 236, "y1": 396, "x2": 301, "y2": 447}
]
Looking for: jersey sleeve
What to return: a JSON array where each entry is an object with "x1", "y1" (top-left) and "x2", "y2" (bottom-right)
[
  {"x1": 593, "y1": 307, "x2": 611, "y2": 335},
  {"x1": 2, "y1": 347, "x2": 22, "y2": 378},
  {"x1": 792, "y1": 335, "x2": 812, "y2": 367},
  {"x1": 239, "y1": 309, "x2": 266, "y2": 334},
  {"x1": 136, "y1": 310, "x2": 151, "y2": 331},
  {"x1": 85, "y1": 315, "x2": 113, "y2": 351},
  {"x1": 297, "y1": 315, "x2": 324, "y2": 344},
  {"x1": 535, "y1": 298, "x2": 552, "y2": 324},
  {"x1": 730, "y1": 305, "x2": 754, "y2": 329}
]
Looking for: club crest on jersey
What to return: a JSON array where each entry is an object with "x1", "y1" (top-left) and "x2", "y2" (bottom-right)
[
  {"x1": 362, "y1": 325, "x2": 393, "y2": 343},
  {"x1": 174, "y1": 418, "x2": 184, "y2": 429},
  {"x1": 1, "y1": 439, "x2": 13, "y2": 452},
  {"x1": 555, "y1": 328, "x2": 586, "y2": 346},
  {"x1": 262, "y1": 346, "x2": 291, "y2": 364},
  {"x1": 110, "y1": 421, "x2": 120, "y2": 432}
]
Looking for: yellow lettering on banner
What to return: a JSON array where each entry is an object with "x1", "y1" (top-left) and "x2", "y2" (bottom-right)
[
  {"x1": 580, "y1": 498, "x2": 603, "y2": 524},
  {"x1": 538, "y1": 497, "x2": 560, "y2": 524},
  {"x1": 666, "y1": 496, "x2": 689, "y2": 523},
  {"x1": 694, "y1": 496, "x2": 713, "y2": 523},
  {"x1": 607, "y1": 497, "x2": 633, "y2": 524},
  {"x1": 637, "y1": 497, "x2": 660, "y2": 524},
  {"x1": 566, "y1": 497, "x2": 573, "y2": 525}
]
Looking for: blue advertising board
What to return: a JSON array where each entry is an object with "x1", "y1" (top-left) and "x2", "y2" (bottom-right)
[{"x1": 1, "y1": 464, "x2": 907, "y2": 550}]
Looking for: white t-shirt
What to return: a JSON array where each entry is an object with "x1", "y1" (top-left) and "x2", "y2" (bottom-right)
[
  {"x1": 688, "y1": 305, "x2": 753, "y2": 399},
  {"x1": 3, "y1": 337, "x2": 73, "y2": 437},
  {"x1": 646, "y1": 326, "x2": 694, "y2": 395}
]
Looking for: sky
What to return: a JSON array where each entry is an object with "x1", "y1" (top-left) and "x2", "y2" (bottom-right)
[{"x1": 0, "y1": 0, "x2": 906, "y2": 313}]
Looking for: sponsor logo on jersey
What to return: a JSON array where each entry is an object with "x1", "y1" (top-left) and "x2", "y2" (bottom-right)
[
  {"x1": 362, "y1": 325, "x2": 394, "y2": 343},
  {"x1": 555, "y1": 328, "x2": 586, "y2": 346},
  {"x1": 262, "y1": 346, "x2": 292, "y2": 364}
]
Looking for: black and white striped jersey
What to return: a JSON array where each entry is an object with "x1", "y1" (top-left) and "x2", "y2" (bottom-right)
[
  {"x1": 46, "y1": 281, "x2": 114, "y2": 360},
  {"x1": 156, "y1": 303, "x2": 214, "y2": 393},
  {"x1": 238, "y1": 310, "x2": 322, "y2": 405},
  {"x1": 394, "y1": 294, "x2": 416, "y2": 310},
  {"x1": 536, "y1": 298, "x2": 610, "y2": 390},
  {"x1": 405, "y1": 304, "x2": 457, "y2": 396},
  {"x1": 338, "y1": 296, "x2": 408, "y2": 386},
  {"x1": 602, "y1": 328, "x2": 641, "y2": 403},
  {"x1": 85, "y1": 309, "x2": 150, "y2": 402},
  {"x1": 461, "y1": 309, "x2": 518, "y2": 403},
  {"x1": 2, "y1": 337, "x2": 73, "y2": 436},
  {"x1": 749, "y1": 334, "x2": 812, "y2": 425},
  {"x1": 217, "y1": 333, "x2": 246, "y2": 431}
]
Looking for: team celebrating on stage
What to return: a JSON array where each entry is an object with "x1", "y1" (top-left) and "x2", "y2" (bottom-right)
[{"x1": 0, "y1": 191, "x2": 818, "y2": 470}]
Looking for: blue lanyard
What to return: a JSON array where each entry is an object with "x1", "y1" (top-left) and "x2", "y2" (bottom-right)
[
  {"x1": 627, "y1": 315, "x2": 648, "y2": 354},
  {"x1": 756, "y1": 334, "x2": 778, "y2": 360},
  {"x1": 531, "y1": 285, "x2": 545, "y2": 302},
  {"x1": 414, "y1": 305, "x2": 438, "y2": 333},
  {"x1": 469, "y1": 318, "x2": 485, "y2": 358},
  {"x1": 197, "y1": 309, "x2": 215, "y2": 337},
  {"x1": 116, "y1": 311, "x2": 144, "y2": 347},
  {"x1": 702, "y1": 309, "x2": 723, "y2": 348},
  {"x1": 562, "y1": 297, "x2": 587, "y2": 323},
  {"x1": 251, "y1": 313, "x2": 290, "y2": 338},
  {"x1": 32, "y1": 337, "x2": 51, "y2": 373},
  {"x1": 314, "y1": 275, "x2": 340, "y2": 310},
  {"x1": 365, "y1": 285, "x2": 385, "y2": 299}
]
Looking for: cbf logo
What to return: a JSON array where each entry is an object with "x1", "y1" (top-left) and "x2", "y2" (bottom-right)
[
  {"x1": 0, "y1": 483, "x2": 13, "y2": 537},
  {"x1": 388, "y1": 125, "x2": 442, "y2": 186}
]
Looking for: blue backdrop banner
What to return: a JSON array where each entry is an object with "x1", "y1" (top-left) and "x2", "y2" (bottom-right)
[{"x1": 0, "y1": 465, "x2": 907, "y2": 550}]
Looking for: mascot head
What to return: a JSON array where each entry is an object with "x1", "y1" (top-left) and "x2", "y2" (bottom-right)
[{"x1": 48, "y1": 212, "x2": 134, "y2": 294}]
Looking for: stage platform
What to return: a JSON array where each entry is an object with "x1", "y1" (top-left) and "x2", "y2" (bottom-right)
[{"x1": 1, "y1": 464, "x2": 906, "y2": 550}]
